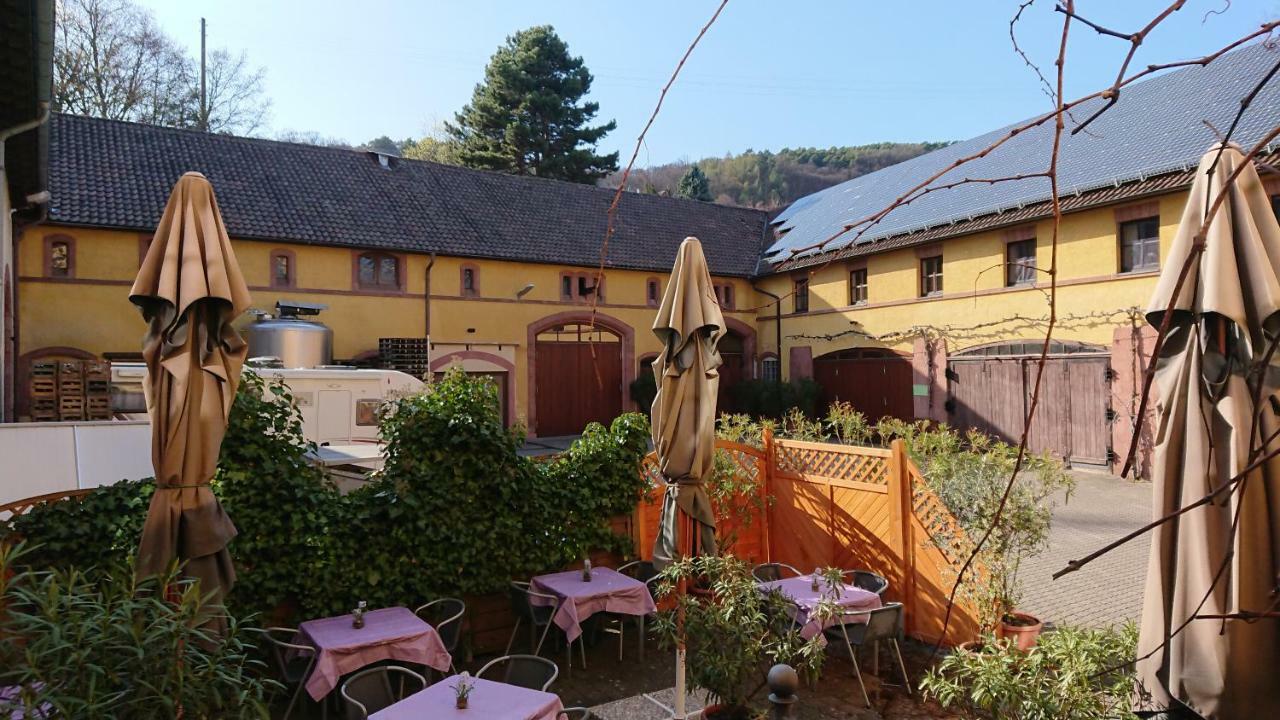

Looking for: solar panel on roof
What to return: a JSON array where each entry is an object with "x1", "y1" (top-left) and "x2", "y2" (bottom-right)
[{"x1": 768, "y1": 42, "x2": 1280, "y2": 259}]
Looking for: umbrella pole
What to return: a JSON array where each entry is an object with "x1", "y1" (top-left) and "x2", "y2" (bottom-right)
[{"x1": 675, "y1": 509, "x2": 693, "y2": 718}]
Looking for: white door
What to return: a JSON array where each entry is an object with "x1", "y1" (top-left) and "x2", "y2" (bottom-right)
[{"x1": 317, "y1": 390, "x2": 352, "y2": 442}]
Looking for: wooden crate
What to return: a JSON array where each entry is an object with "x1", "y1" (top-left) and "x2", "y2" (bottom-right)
[
  {"x1": 30, "y1": 398, "x2": 58, "y2": 422},
  {"x1": 58, "y1": 395, "x2": 85, "y2": 421},
  {"x1": 84, "y1": 360, "x2": 110, "y2": 381},
  {"x1": 29, "y1": 375, "x2": 56, "y2": 398},
  {"x1": 86, "y1": 395, "x2": 111, "y2": 420}
]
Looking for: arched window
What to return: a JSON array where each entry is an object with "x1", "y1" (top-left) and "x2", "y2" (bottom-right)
[
  {"x1": 355, "y1": 251, "x2": 401, "y2": 291},
  {"x1": 460, "y1": 264, "x2": 480, "y2": 297},
  {"x1": 761, "y1": 355, "x2": 781, "y2": 382},
  {"x1": 270, "y1": 249, "x2": 295, "y2": 288},
  {"x1": 44, "y1": 235, "x2": 75, "y2": 278}
]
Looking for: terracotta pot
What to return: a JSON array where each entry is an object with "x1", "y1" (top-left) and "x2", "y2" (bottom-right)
[
  {"x1": 957, "y1": 639, "x2": 986, "y2": 653},
  {"x1": 998, "y1": 611, "x2": 1043, "y2": 651},
  {"x1": 455, "y1": 696, "x2": 468, "y2": 709},
  {"x1": 702, "y1": 704, "x2": 751, "y2": 720}
]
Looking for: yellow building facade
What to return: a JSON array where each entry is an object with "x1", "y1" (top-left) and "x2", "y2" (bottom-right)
[
  {"x1": 751, "y1": 193, "x2": 1186, "y2": 369},
  {"x1": 14, "y1": 224, "x2": 759, "y2": 434}
]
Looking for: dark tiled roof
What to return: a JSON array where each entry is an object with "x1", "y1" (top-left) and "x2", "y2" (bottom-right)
[
  {"x1": 768, "y1": 41, "x2": 1280, "y2": 262},
  {"x1": 46, "y1": 113, "x2": 771, "y2": 277}
]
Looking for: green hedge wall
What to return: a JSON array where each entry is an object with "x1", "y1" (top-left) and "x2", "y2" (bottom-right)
[{"x1": 2, "y1": 369, "x2": 650, "y2": 622}]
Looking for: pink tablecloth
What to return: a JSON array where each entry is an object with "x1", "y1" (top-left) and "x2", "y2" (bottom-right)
[
  {"x1": 530, "y1": 567, "x2": 657, "y2": 642},
  {"x1": 758, "y1": 575, "x2": 882, "y2": 640},
  {"x1": 370, "y1": 676, "x2": 563, "y2": 720},
  {"x1": 296, "y1": 606, "x2": 453, "y2": 700}
]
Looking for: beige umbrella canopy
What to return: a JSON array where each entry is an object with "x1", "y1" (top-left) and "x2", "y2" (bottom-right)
[
  {"x1": 132, "y1": 172, "x2": 251, "y2": 619},
  {"x1": 650, "y1": 236, "x2": 724, "y2": 568},
  {"x1": 1136, "y1": 145, "x2": 1280, "y2": 718}
]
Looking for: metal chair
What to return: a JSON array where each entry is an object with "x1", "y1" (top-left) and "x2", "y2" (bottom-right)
[
  {"x1": 507, "y1": 581, "x2": 586, "y2": 671},
  {"x1": 477, "y1": 654, "x2": 560, "y2": 692},
  {"x1": 414, "y1": 597, "x2": 466, "y2": 672},
  {"x1": 603, "y1": 561, "x2": 660, "y2": 661},
  {"x1": 842, "y1": 569, "x2": 889, "y2": 596},
  {"x1": 339, "y1": 665, "x2": 426, "y2": 719},
  {"x1": 256, "y1": 626, "x2": 320, "y2": 720},
  {"x1": 558, "y1": 708, "x2": 592, "y2": 719},
  {"x1": 821, "y1": 602, "x2": 911, "y2": 707},
  {"x1": 752, "y1": 562, "x2": 802, "y2": 583}
]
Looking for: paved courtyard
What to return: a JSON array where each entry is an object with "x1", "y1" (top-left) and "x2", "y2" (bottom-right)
[{"x1": 1019, "y1": 470, "x2": 1152, "y2": 628}]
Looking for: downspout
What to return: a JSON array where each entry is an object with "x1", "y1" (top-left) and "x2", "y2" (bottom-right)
[
  {"x1": 424, "y1": 252, "x2": 436, "y2": 370},
  {"x1": 2, "y1": 103, "x2": 51, "y2": 423},
  {"x1": 753, "y1": 284, "x2": 783, "y2": 376}
]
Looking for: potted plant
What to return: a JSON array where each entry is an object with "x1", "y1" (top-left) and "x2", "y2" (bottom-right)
[
  {"x1": 912, "y1": 430, "x2": 1072, "y2": 647},
  {"x1": 651, "y1": 555, "x2": 829, "y2": 720},
  {"x1": 451, "y1": 672, "x2": 474, "y2": 709}
]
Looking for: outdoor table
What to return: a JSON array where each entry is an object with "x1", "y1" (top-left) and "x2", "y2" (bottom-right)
[
  {"x1": 757, "y1": 574, "x2": 882, "y2": 641},
  {"x1": 295, "y1": 606, "x2": 452, "y2": 701},
  {"x1": 529, "y1": 567, "x2": 657, "y2": 643},
  {"x1": 369, "y1": 676, "x2": 564, "y2": 720}
]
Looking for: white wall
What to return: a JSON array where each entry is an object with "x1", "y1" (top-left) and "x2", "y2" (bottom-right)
[{"x1": 0, "y1": 420, "x2": 152, "y2": 507}]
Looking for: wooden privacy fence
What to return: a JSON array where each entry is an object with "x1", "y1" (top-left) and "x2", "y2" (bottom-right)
[{"x1": 634, "y1": 432, "x2": 981, "y2": 647}]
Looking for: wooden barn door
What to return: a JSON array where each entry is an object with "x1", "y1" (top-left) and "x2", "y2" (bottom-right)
[
  {"x1": 948, "y1": 358, "x2": 1026, "y2": 444},
  {"x1": 535, "y1": 324, "x2": 622, "y2": 437},
  {"x1": 947, "y1": 347, "x2": 1111, "y2": 466},
  {"x1": 813, "y1": 351, "x2": 914, "y2": 421},
  {"x1": 718, "y1": 331, "x2": 746, "y2": 413}
]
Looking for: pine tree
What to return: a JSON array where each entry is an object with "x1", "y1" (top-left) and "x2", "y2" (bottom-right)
[
  {"x1": 676, "y1": 164, "x2": 713, "y2": 202},
  {"x1": 446, "y1": 26, "x2": 619, "y2": 184}
]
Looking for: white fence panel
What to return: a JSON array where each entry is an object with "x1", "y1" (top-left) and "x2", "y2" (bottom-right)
[{"x1": 0, "y1": 421, "x2": 152, "y2": 506}]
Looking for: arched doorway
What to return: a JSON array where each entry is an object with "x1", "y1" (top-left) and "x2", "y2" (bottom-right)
[
  {"x1": 717, "y1": 318, "x2": 756, "y2": 413},
  {"x1": 812, "y1": 347, "x2": 913, "y2": 421},
  {"x1": 528, "y1": 313, "x2": 633, "y2": 437}
]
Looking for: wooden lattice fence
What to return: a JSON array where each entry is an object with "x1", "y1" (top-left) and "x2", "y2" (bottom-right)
[{"x1": 634, "y1": 433, "x2": 982, "y2": 646}]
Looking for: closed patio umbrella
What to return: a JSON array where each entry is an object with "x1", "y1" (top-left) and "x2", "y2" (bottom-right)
[
  {"x1": 650, "y1": 236, "x2": 724, "y2": 717},
  {"x1": 1136, "y1": 145, "x2": 1280, "y2": 718},
  {"x1": 133, "y1": 171, "x2": 251, "y2": 627}
]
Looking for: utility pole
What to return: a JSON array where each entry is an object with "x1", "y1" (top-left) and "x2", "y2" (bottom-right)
[{"x1": 199, "y1": 18, "x2": 207, "y2": 131}]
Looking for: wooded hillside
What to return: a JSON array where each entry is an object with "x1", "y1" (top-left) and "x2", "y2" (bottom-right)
[{"x1": 605, "y1": 143, "x2": 949, "y2": 210}]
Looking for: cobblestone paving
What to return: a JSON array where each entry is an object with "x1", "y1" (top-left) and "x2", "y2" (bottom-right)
[{"x1": 1019, "y1": 470, "x2": 1153, "y2": 629}]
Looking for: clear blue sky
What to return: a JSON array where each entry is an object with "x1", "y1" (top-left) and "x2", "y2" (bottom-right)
[{"x1": 135, "y1": 0, "x2": 1276, "y2": 165}]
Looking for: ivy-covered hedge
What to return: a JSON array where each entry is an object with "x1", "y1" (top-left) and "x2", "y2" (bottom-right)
[{"x1": 2, "y1": 369, "x2": 650, "y2": 622}]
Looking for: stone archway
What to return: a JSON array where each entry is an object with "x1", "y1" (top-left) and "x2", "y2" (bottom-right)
[
  {"x1": 430, "y1": 349, "x2": 518, "y2": 427},
  {"x1": 527, "y1": 311, "x2": 635, "y2": 437}
]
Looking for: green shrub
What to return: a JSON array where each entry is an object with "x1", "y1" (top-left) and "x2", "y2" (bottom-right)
[
  {"x1": 5, "y1": 369, "x2": 652, "y2": 624},
  {"x1": 651, "y1": 556, "x2": 831, "y2": 713},
  {"x1": 215, "y1": 371, "x2": 338, "y2": 619},
  {"x1": 629, "y1": 368, "x2": 657, "y2": 411},
  {"x1": 0, "y1": 544, "x2": 276, "y2": 719},
  {"x1": 729, "y1": 378, "x2": 820, "y2": 419},
  {"x1": 920, "y1": 624, "x2": 1139, "y2": 720},
  {"x1": 3, "y1": 478, "x2": 154, "y2": 571}
]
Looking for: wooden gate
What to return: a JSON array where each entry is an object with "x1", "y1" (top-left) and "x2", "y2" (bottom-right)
[
  {"x1": 947, "y1": 348, "x2": 1111, "y2": 466},
  {"x1": 813, "y1": 350, "x2": 914, "y2": 421},
  {"x1": 534, "y1": 325, "x2": 622, "y2": 437}
]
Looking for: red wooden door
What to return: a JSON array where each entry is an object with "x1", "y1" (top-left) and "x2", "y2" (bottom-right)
[
  {"x1": 535, "y1": 339, "x2": 622, "y2": 436},
  {"x1": 813, "y1": 354, "x2": 914, "y2": 421}
]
